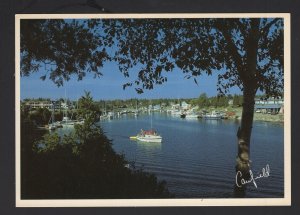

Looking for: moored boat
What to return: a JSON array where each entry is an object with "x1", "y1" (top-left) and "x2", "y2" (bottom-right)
[
  {"x1": 48, "y1": 123, "x2": 56, "y2": 130},
  {"x1": 107, "y1": 112, "x2": 114, "y2": 120},
  {"x1": 48, "y1": 103, "x2": 57, "y2": 130},
  {"x1": 170, "y1": 110, "x2": 182, "y2": 116},
  {"x1": 203, "y1": 111, "x2": 222, "y2": 120},
  {"x1": 185, "y1": 112, "x2": 199, "y2": 119},
  {"x1": 136, "y1": 129, "x2": 162, "y2": 143},
  {"x1": 60, "y1": 116, "x2": 76, "y2": 125}
]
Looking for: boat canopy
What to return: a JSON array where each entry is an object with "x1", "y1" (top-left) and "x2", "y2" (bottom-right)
[{"x1": 140, "y1": 129, "x2": 157, "y2": 135}]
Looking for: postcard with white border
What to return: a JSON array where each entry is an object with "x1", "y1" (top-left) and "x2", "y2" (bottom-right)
[{"x1": 16, "y1": 13, "x2": 291, "y2": 207}]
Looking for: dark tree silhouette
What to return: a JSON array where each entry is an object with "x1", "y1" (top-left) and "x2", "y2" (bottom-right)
[
  {"x1": 20, "y1": 18, "x2": 284, "y2": 194},
  {"x1": 21, "y1": 92, "x2": 172, "y2": 199},
  {"x1": 21, "y1": 19, "x2": 109, "y2": 86}
]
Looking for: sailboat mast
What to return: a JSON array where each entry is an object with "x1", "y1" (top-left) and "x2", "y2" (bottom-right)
[
  {"x1": 150, "y1": 100, "x2": 153, "y2": 129},
  {"x1": 64, "y1": 88, "x2": 67, "y2": 118},
  {"x1": 52, "y1": 102, "x2": 55, "y2": 123}
]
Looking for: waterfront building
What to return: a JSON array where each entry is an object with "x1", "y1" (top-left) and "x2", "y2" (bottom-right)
[
  {"x1": 153, "y1": 104, "x2": 161, "y2": 111},
  {"x1": 24, "y1": 101, "x2": 53, "y2": 109},
  {"x1": 254, "y1": 97, "x2": 284, "y2": 114},
  {"x1": 181, "y1": 101, "x2": 190, "y2": 110}
]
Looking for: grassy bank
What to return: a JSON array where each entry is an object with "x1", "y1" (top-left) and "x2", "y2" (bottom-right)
[{"x1": 198, "y1": 107, "x2": 284, "y2": 123}]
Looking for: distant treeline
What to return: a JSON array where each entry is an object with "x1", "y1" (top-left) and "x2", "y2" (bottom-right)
[
  {"x1": 86, "y1": 94, "x2": 244, "y2": 109},
  {"x1": 24, "y1": 94, "x2": 274, "y2": 110},
  {"x1": 192, "y1": 93, "x2": 243, "y2": 108}
]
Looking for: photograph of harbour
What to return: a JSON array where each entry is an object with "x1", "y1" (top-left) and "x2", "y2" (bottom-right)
[{"x1": 16, "y1": 14, "x2": 290, "y2": 206}]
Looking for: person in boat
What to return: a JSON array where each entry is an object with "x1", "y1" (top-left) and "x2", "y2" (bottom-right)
[
  {"x1": 140, "y1": 129, "x2": 158, "y2": 136},
  {"x1": 147, "y1": 130, "x2": 156, "y2": 135},
  {"x1": 151, "y1": 129, "x2": 157, "y2": 135}
]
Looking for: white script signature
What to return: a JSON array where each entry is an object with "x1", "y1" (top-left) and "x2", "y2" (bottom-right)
[{"x1": 236, "y1": 164, "x2": 270, "y2": 188}]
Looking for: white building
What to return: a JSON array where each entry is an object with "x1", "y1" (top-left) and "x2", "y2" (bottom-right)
[{"x1": 181, "y1": 101, "x2": 190, "y2": 110}]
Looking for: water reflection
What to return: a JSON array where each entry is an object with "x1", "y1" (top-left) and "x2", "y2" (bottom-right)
[
  {"x1": 199, "y1": 119, "x2": 222, "y2": 125},
  {"x1": 183, "y1": 118, "x2": 200, "y2": 122},
  {"x1": 50, "y1": 113, "x2": 283, "y2": 198},
  {"x1": 103, "y1": 113, "x2": 283, "y2": 198},
  {"x1": 136, "y1": 140, "x2": 162, "y2": 151}
]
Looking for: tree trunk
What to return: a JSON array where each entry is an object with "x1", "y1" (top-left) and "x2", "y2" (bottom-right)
[
  {"x1": 234, "y1": 85, "x2": 256, "y2": 196},
  {"x1": 234, "y1": 19, "x2": 260, "y2": 196},
  {"x1": 236, "y1": 86, "x2": 256, "y2": 173}
]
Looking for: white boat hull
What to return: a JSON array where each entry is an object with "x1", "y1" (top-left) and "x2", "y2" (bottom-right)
[
  {"x1": 185, "y1": 114, "x2": 199, "y2": 118},
  {"x1": 61, "y1": 121, "x2": 75, "y2": 126},
  {"x1": 48, "y1": 124, "x2": 56, "y2": 130},
  {"x1": 136, "y1": 135, "x2": 162, "y2": 143},
  {"x1": 203, "y1": 115, "x2": 222, "y2": 120}
]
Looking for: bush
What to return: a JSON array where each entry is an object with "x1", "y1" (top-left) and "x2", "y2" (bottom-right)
[{"x1": 21, "y1": 92, "x2": 173, "y2": 199}]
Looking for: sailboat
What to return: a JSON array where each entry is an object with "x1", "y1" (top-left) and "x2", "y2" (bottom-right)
[
  {"x1": 73, "y1": 99, "x2": 85, "y2": 125},
  {"x1": 134, "y1": 100, "x2": 139, "y2": 117},
  {"x1": 131, "y1": 109, "x2": 162, "y2": 143},
  {"x1": 136, "y1": 129, "x2": 162, "y2": 143},
  {"x1": 48, "y1": 103, "x2": 56, "y2": 130},
  {"x1": 61, "y1": 104, "x2": 75, "y2": 125},
  {"x1": 100, "y1": 101, "x2": 108, "y2": 120},
  {"x1": 107, "y1": 111, "x2": 114, "y2": 120},
  {"x1": 60, "y1": 89, "x2": 76, "y2": 126}
]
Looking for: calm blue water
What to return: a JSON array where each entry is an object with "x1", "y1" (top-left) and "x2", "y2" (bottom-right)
[{"x1": 99, "y1": 112, "x2": 284, "y2": 198}]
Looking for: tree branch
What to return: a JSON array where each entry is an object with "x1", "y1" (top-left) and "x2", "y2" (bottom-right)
[
  {"x1": 260, "y1": 18, "x2": 280, "y2": 37},
  {"x1": 236, "y1": 19, "x2": 248, "y2": 38},
  {"x1": 214, "y1": 20, "x2": 245, "y2": 80}
]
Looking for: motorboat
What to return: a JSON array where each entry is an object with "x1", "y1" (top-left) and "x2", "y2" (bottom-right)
[
  {"x1": 203, "y1": 111, "x2": 222, "y2": 119},
  {"x1": 135, "y1": 129, "x2": 162, "y2": 143},
  {"x1": 185, "y1": 112, "x2": 199, "y2": 119}
]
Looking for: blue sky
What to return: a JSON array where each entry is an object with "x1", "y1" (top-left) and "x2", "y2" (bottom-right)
[
  {"x1": 20, "y1": 19, "x2": 246, "y2": 101},
  {"x1": 21, "y1": 61, "x2": 241, "y2": 101},
  {"x1": 19, "y1": 18, "x2": 283, "y2": 101}
]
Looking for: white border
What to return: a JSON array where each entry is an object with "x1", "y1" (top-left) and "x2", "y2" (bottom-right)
[{"x1": 15, "y1": 13, "x2": 291, "y2": 207}]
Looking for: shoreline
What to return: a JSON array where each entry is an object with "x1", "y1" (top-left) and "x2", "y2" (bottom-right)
[
  {"x1": 253, "y1": 113, "x2": 284, "y2": 123},
  {"x1": 231, "y1": 108, "x2": 283, "y2": 123},
  {"x1": 200, "y1": 107, "x2": 284, "y2": 123}
]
